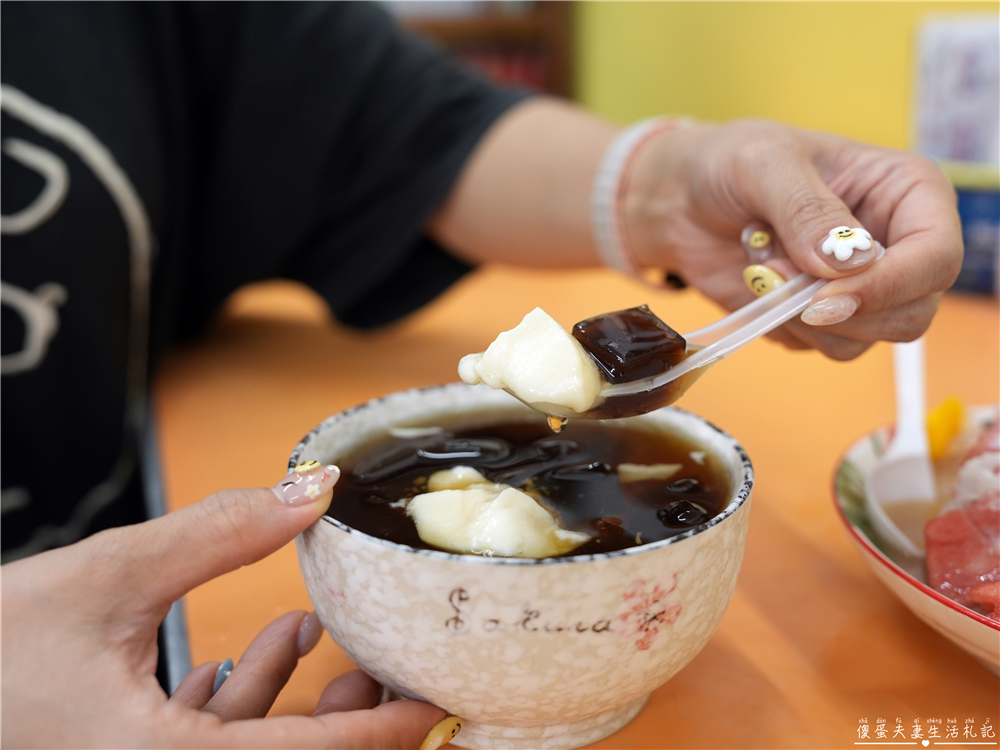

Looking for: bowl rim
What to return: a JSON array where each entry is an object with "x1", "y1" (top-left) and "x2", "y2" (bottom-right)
[
  {"x1": 291, "y1": 383, "x2": 754, "y2": 566},
  {"x1": 831, "y1": 428, "x2": 1000, "y2": 632}
]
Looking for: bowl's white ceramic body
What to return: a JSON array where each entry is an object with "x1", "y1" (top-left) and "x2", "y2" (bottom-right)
[
  {"x1": 832, "y1": 411, "x2": 1000, "y2": 675},
  {"x1": 293, "y1": 384, "x2": 753, "y2": 749}
]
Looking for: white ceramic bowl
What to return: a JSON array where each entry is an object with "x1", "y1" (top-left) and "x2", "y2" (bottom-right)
[
  {"x1": 293, "y1": 384, "x2": 753, "y2": 750},
  {"x1": 832, "y1": 415, "x2": 1000, "y2": 674}
]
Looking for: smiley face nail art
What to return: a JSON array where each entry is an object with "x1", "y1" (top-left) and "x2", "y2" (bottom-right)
[
  {"x1": 419, "y1": 716, "x2": 464, "y2": 750},
  {"x1": 816, "y1": 226, "x2": 885, "y2": 271},
  {"x1": 748, "y1": 230, "x2": 770, "y2": 249},
  {"x1": 275, "y1": 461, "x2": 340, "y2": 506},
  {"x1": 821, "y1": 226, "x2": 872, "y2": 262},
  {"x1": 742, "y1": 264, "x2": 785, "y2": 297},
  {"x1": 741, "y1": 222, "x2": 780, "y2": 264}
]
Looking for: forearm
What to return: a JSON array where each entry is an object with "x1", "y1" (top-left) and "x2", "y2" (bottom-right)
[{"x1": 428, "y1": 98, "x2": 618, "y2": 268}]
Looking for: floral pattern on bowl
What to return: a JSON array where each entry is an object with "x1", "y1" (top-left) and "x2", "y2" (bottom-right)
[{"x1": 614, "y1": 575, "x2": 683, "y2": 651}]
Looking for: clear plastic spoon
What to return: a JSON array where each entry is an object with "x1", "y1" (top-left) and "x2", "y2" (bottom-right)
[
  {"x1": 863, "y1": 339, "x2": 937, "y2": 558},
  {"x1": 509, "y1": 271, "x2": 829, "y2": 420}
]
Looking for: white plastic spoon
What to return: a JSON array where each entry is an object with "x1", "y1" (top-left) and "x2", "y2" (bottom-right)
[
  {"x1": 864, "y1": 339, "x2": 937, "y2": 558},
  {"x1": 503, "y1": 271, "x2": 830, "y2": 420}
]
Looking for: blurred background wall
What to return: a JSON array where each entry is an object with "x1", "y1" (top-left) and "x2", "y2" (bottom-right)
[
  {"x1": 574, "y1": 1, "x2": 995, "y2": 149},
  {"x1": 392, "y1": 0, "x2": 998, "y2": 293}
]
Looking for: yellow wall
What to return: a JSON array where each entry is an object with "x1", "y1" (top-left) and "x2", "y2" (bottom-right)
[{"x1": 575, "y1": 2, "x2": 998, "y2": 149}]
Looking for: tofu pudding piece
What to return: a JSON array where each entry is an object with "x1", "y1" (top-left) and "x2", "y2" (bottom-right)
[
  {"x1": 325, "y1": 417, "x2": 729, "y2": 558},
  {"x1": 458, "y1": 308, "x2": 603, "y2": 416},
  {"x1": 460, "y1": 306, "x2": 693, "y2": 421}
]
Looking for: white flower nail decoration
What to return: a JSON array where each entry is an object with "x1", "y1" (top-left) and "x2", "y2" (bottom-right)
[
  {"x1": 305, "y1": 483, "x2": 321, "y2": 498},
  {"x1": 821, "y1": 226, "x2": 872, "y2": 262}
]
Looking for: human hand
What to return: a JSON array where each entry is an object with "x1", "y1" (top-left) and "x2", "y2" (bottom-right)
[
  {"x1": 625, "y1": 119, "x2": 963, "y2": 360},
  {"x1": 1, "y1": 462, "x2": 455, "y2": 749}
]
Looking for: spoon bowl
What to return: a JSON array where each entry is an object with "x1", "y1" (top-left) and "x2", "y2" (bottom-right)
[
  {"x1": 509, "y1": 272, "x2": 829, "y2": 420},
  {"x1": 863, "y1": 339, "x2": 937, "y2": 558}
]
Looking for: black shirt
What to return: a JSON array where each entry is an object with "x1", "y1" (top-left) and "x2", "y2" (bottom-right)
[{"x1": 1, "y1": 1, "x2": 526, "y2": 559}]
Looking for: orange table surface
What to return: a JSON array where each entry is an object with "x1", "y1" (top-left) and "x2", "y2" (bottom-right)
[{"x1": 154, "y1": 266, "x2": 999, "y2": 749}]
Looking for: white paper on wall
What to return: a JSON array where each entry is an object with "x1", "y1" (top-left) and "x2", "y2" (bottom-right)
[{"x1": 915, "y1": 16, "x2": 1000, "y2": 165}]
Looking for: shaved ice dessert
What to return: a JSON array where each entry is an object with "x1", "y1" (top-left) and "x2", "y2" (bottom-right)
[{"x1": 925, "y1": 415, "x2": 1000, "y2": 621}]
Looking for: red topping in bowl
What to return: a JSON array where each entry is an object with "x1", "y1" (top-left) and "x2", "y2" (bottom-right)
[{"x1": 925, "y1": 419, "x2": 1000, "y2": 621}]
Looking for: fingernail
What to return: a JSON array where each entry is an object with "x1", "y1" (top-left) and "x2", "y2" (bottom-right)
[
  {"x1": 297, "y1": 611, "x2": 323, "y2": 657},
  {"x1": 274, "y1": 461, "x2": 340, "y2": 506},
  {"x1": 212, "y1": 658, "x2": 233, "y2": 695},
  {"x1": 801, "y1": 294, "x2": 860, "y2": 326},
  {"x1": 817, "y1": 226, "x2": 879, "y2": 270},
  {"x1": 742, "y1": 264, "x2": 785, "y2": 297},
  {"x1": 741, "y1": 222, "x2": 778, "y2": 264},
  {"x1": 419, "y1": 716, "x2": 464, "y2": 750}
]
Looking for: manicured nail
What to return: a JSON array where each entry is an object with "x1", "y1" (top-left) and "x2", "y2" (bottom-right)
[
  {"x1": 274, "y1": 461, "x2": 340, "y2": 506},
  {"x1": 212, "y1": 658, "x2": 233, "y2": 695},
  {"x1": 419, "y1": 716, "x2": 464, "y2": 750},
  {"x1": 818, "y1": 226, "x2": 880, "y2": 270},
  {"x1": 801, "y1": 294, "x2": 861, "y2": 326},
  {"x1": 741, "y1": 222, "x2": 778, "y2": 264},
  {"x1": 297, "y1": 611, "x2": 323, "y2": 657},
  {"x1": 742, "y1": 264, "x2": 785, "y2": 297}
]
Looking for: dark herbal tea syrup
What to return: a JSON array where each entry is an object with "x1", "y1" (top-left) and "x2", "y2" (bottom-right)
[{"x1": 326, "y1": 418, "x2": 729, "y2": 557}]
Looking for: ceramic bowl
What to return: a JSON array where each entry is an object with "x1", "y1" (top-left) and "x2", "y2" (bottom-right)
[
  {"x1": 292, "y1": 383, "x2": 753, "y2": 750},
  {"x1": 832, "y1": 412, "x2": 999, "y2": 675}
]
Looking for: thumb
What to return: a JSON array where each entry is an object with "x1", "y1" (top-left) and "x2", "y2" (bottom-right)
[
  {"x1": 749, "y1": 144, "x2": 881, "y2": 279},
  {"x1": 107, "y1": 461, "x2": 340, "y2": 611}
]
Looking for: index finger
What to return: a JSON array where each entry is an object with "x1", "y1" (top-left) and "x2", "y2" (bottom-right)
[{"x1": 91, "y1": 465, "x2": 339, "y2": 616}]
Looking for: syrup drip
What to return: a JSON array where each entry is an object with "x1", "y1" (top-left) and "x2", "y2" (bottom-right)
[{"x1": 547, "y1": 416, "x2": 568, "y2": 433}]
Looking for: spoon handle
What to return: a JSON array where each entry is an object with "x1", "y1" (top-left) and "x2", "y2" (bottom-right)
[
  {"x1": 602, "y1": 273, "x2": 826, "y2": 398},
  {"x1": 890, "y1": 339, "x2": 930, "y2": 457}
]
